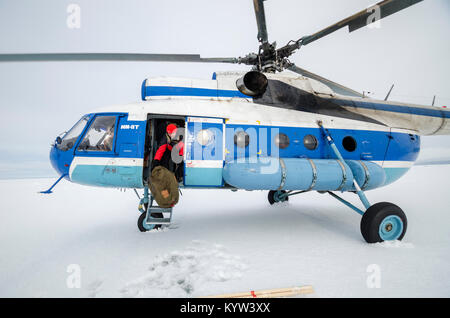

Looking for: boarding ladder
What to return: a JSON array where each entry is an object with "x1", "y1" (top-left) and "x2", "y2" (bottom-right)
[{"x1": 136, "y1": 188, "x2": 173, "y2": 226}]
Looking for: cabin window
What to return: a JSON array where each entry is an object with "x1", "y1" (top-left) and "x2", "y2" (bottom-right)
[
  {"x1": 196, "y1": 129, "x2": 214, "y2": 146},
  {"x1": 57, "y1": 115, "x2": 89, "y2": 151},
  {"x1": 303, "y1": 135, "x2": 318, "y2": 150},
  {"x1": 342, "y1": 136, "x2": 357, "y2": 152},
  {"x1": 77, "y1": 116, "x2": 116, "y2": 152},
  {"x1": 234, "y1": 131, "x2": 249, "y2": 148},
  {"x1": 275, "y1": 133, "x2": 290, "y2": 149}
]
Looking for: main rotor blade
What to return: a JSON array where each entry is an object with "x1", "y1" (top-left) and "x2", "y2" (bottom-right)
[
  {"x1": 0, "y1": 53, "x2": 239, "y2": 64},
  {"x1": 288, "y1": 64, "x2": 364, "y2": 98},
  {"x1": 253, "y1": 0, "x2": 269, "y2": 43},
  {"x1": 301, "y1": 0, "x2": 423, "y2": 46}
]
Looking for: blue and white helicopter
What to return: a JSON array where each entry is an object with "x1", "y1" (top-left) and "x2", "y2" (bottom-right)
[{"x1": 1, "y1": 0, "x2": 446, "y2": 242}]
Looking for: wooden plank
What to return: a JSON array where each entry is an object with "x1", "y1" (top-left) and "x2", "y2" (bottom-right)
[{"x1": 204, "y1": 286, "x2": 314, "y2": 298}]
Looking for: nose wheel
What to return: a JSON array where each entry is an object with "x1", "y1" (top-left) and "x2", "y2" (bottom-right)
[
  {"x1": 137, "y1": 203, "x2": 163, "y2": 232},
  {"x1": 135, "y1": 188, "x2": 173, "y2": 232}
]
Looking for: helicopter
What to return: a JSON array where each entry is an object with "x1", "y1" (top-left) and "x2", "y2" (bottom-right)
[{"x1": 1, "y1": 0, "x2": 447, "y2": 242}]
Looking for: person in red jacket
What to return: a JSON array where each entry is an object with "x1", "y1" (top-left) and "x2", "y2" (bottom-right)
[{"x1": 152, "y1": 123, "x2": 184, "y2": 181}]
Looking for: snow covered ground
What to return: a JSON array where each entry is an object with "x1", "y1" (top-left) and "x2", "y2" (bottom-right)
[{"x1": 0, "y1": 165, "x2": 449, "y2": 298}]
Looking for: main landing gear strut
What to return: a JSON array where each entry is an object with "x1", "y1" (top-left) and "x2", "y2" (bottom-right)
[
  {"x1": 134, "y1": 187, "x2": 173, "y2": 232},
  {"x1": 268, "y1": 122, "x2": 408, "y2": 243}
]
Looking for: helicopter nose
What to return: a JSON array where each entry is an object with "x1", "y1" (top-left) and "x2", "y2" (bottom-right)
[
  {"x1": 49, "y1": 145, "x2": 62, "y2": 175},
  {"x1": 49, "y1": 144, "x2": 71, "y2": 179}
]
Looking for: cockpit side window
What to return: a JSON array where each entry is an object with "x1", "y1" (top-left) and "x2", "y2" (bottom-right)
[
  {"x1": 57, "y1": 116, "x2": 90, "y2": 151},
  {"x1": 77, "y1": 115, "x2": 116, "y2": 152}
]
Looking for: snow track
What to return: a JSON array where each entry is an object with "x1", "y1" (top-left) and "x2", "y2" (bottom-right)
[{"x1": 121, "y1": 241, "x2": 247, "y2": 298}]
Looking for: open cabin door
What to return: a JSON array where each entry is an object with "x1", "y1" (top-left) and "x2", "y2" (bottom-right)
[{"x1": 184, "y1": 117, "x2": 224, "y2": 187}]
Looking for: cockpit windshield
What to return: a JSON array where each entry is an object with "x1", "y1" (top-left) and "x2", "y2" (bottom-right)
[
  {"x1": 57, "y1": 115, "x2": 90, "y2": 151},
  {"x1": 77, "y1": 116, "x2": 116, "y2": 152}
]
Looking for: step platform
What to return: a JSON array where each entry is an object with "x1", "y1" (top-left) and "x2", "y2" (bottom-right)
[{"x1": 145, "y1": 206, "x2": 173, "y2": 225}]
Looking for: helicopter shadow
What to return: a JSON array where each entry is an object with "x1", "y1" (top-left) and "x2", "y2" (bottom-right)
[{"x1": 175, "y1": 201, "x2": 363, "y2": 243}]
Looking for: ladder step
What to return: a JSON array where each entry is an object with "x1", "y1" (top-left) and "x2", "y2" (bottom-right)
[
  {"x1": 145, "y1": 217, "x2": 171, "y2": 225},
  {"x1": 148, "y1": 207, "x2": 172, "y2": 214}
]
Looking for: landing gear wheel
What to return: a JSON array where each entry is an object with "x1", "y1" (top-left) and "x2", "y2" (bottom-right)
[
  {"x1": 268, "y1": 190, "x2": 289, "y2": 205},
  {"x1": 137, "y1": 203, "x2": 163, "y2": 232},
  {"x1": 137, "y1": 212, "x2": 164, "y2": 232},
  {"x1": 360, "y1": 202, "x2": 407, "y2": 243}
]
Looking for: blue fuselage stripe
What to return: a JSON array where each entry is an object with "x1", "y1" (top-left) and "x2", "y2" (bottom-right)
[
  {"x1": 144, "y1": 86, "x2": 250, "y2": 99},
  {"x1": 224, "y1": 124, "x2": 420, "y2": 162}
]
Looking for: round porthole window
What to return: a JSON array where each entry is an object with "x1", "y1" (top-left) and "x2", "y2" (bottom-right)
[
  {"x1": 303, "y1": 135, "x2": 318, "y2": 150},
  {"x1": 234, "y1": 131, "x2": 249, "y2": 148},
  {"x1": 275, "y1": 133, "x2": 290, "y2": 149},
  {"x1": 342, "y1": 136, "x2": 357, "y2": 152},
  {"x1": 196, "y1": 129, "x2": 213, "y2": 146}
]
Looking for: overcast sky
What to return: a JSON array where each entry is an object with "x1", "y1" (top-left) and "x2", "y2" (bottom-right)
[{"x1": 0, "y1": 0, "x2": 449, "y2": 179}]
